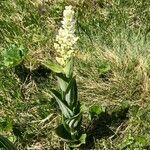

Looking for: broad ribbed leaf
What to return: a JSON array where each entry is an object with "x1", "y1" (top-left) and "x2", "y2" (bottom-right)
[
  {"x1": 64, "y1": 58, "x2": 74, "y2": 78},
  {"x1": 73, "y1": 102, "x2": 81, "y2": 115},
  {"x1": 67, "y1": 113, "x2": 82, "y2": 129},
  {"x1": 65, "y1": 77, "x2": 78, "y2": 107},
  {"x1": 0, "y1": 135, "x2": 17, "y2": 150},
  {"x1": 65, "y1": 76, "x2": 76, "y2": 94},
  {"x1": 57, "y1": 74, "x2": 68, "y2": 92},
  {"x1": 51, "y1": 90, "x2": 73, "y2": 118},
  {"x1": 65, "y1": 90, "x2": 72, "y2": 107},
  {"x1": 42, "y1": 62, "x2": 64, "y2": 73},
  {"x1": 55, "y1": 124, "x2": 72, "y2": 141}
]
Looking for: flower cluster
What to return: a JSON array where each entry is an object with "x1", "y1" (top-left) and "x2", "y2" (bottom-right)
[{"x1": 54, "y1": 5, "x2": 78, "y2": 66}]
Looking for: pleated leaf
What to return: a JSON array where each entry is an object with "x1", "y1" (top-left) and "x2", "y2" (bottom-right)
[
  {"x1": 51, "y1": 89, "x2": 73, "y2": 118},
  {"x1": 42, "y1": 62, "x2": 64, "y2": 73},
  {"x1": 65, "y1": 77, "x2": 78, "y2": 107},
  {"x1": 55, "y1": 124, "x2": 72, "y2": 141},
  {"x1": 57, "y1": 74, "x2": 68, "y2": 92},
  {"x1": 64, "y1": 58, "x2": 74, "y2": 78}
]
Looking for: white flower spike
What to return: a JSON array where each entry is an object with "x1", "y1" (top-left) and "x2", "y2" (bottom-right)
[{"x1": 54, "y1": 5, "x2": 78, "y2": 66}]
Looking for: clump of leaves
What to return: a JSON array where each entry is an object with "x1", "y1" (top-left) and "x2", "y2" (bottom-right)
[
  {"x1": 97, "y1": 62, "x2": 111, "y2": 78},
  {"x1": 1, "y1": 45, "x2": 28, "y2": 68},
  {"x1": 89, "y1": 104, "x2": 105, "y2": 121},
  {"x1": 118, "y1": 133, "x2": 149, "y2": 149}
]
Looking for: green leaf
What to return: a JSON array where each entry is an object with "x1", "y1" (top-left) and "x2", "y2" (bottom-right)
[
  {"x1": 55, "y1": 124, "x2": 72, "y2": 141},
  {"x1": 97, "y1": 62, "x2": 111, "y2": 76},
  {"x1": 89, "y1": 105, "x2": 104, "y2": 121},
  {"x1": 56, "y1": 74, "x2": 68, "y2": 92},
  {"x1": 56, "y1": 75, "x2": 78, "y2": 108},
  {"x1": 79, "y1": 133, "x2": 87, "y2": 145},
  {"x1": 66, "y1": 113, "x2": 82, "y2": 129},
  {"x1": 51, "y1": 89, "x2": 73, "y2": 118},
  {"x1": 0, "y1": 135, "x2": 17, "y2": 150},
  {"x1": 64, "y1": 58, "x2": 74, "y2": 78},
  {"x1": 65, "y1": 76, "x2": 76, "y2": 94},
  {"x1": 65, "y1": 77, "x2": 78, "y2": 107},
  {"x1": 2, "y1": 45, "x2": 28, "y2": 68},
  {"x1": 42, "y1": 62, "x2": 64, "y2": 73}
]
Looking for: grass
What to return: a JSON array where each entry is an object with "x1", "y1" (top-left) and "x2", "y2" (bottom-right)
[{"x1": 0, "y1": 0, "x2": 150, "y2": 149}]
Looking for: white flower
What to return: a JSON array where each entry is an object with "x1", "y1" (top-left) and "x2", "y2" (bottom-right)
[
  {"x1": 56, "y1": 57, "x2": 65, "y2": 66},
  {"x1": 54, "y1": 5, "x2": 78, "y2": 66}
]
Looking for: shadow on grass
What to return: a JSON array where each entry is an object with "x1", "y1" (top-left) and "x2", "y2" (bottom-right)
[
  {"x1": 80, "y1": 107, "x2": 129, "y2": 149},
  {"x1": 15, "y1": 63, "x2": 51, "y2": 83}
]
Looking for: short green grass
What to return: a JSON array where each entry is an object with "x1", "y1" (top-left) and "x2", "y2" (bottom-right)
[{"x1": 0, "y1": 0, "x2": 150, "y2": 149}]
